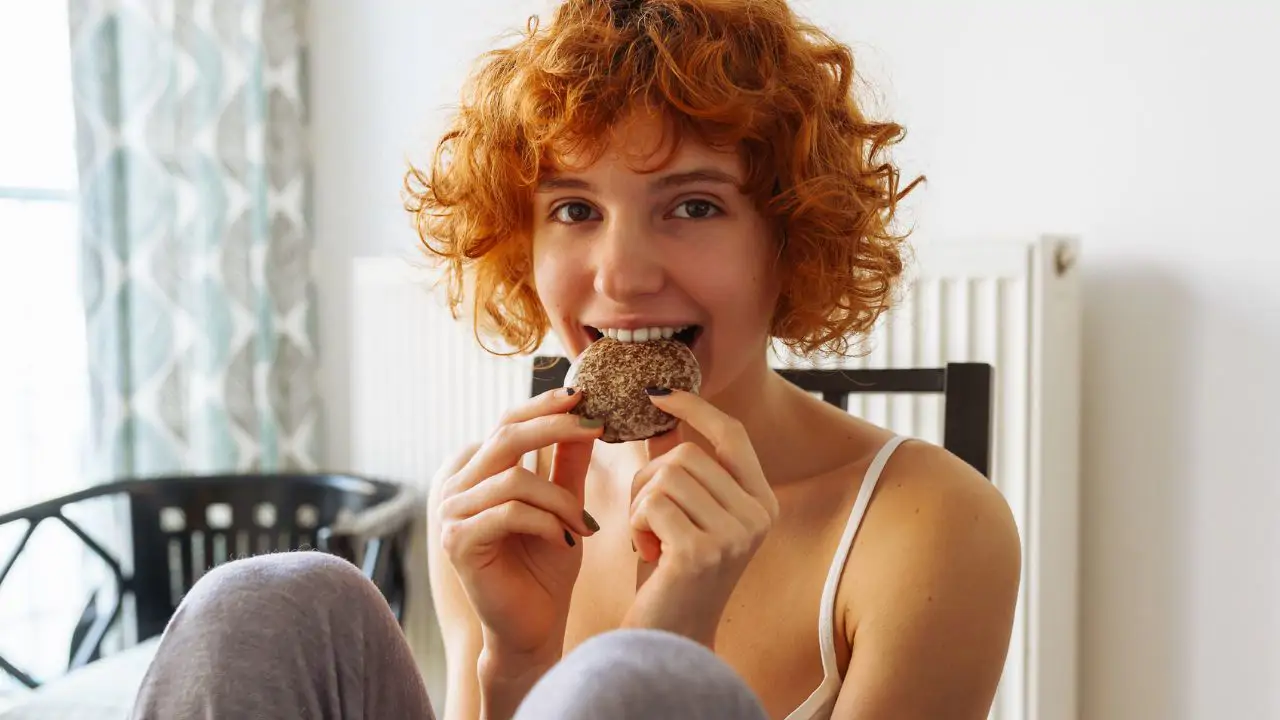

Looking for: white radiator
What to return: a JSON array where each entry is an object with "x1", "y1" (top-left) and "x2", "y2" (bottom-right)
[{"x1": 350, "y1": 235, "x2": 1082, "y2": 720}]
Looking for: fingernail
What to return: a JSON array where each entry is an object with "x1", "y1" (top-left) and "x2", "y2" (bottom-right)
[
  {"x1": 564, "y1": 529, "x2": 576, "y2": 547},
  {"x1": 578, "y1": 416, "x2": 605, "y2": 429},
  {"x1": 644, "y1": 386, "x2": 672, "y2": 396},
  {"x1": 583, "y1": 510, "x2": 600, "y2": 533},
  {"x1": 557, "y1": 387, "x2": 576, "y2": 397}
]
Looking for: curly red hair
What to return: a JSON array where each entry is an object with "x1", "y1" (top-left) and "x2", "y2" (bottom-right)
[{"x1": 405, "y1": 0, "x2": 922, "y2": 357}]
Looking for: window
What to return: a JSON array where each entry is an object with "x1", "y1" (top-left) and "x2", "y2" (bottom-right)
[{"x1": 0, "y1": 0, "x2": 94, "y2": 696}]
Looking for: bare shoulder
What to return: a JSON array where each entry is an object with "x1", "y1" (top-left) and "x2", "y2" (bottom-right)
[
  {"x1": 864, "y1": 439, "x2": 1020, "y2": 554},
  {"x1": 834, "y1": 439, "x2": 1022, "y2": 719},
  {"x1": 850, "y1": 438, "x2": 1022, "y2": 619}
]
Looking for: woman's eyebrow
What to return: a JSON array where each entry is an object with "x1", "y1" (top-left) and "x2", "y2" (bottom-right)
[
  {"x1": 535, "y1": 175, "x2": 593, "y2": 193},
  {"x1": 650, "y1": 168, "x2": 742, "y2": 190},
  {"x1": 533, "y1": 167, "x2": 743, "y2": 194}
]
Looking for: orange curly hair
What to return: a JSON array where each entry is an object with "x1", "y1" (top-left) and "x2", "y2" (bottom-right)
[{"x1": 404, "y1": 0, "x2": 922, "y2": 358}]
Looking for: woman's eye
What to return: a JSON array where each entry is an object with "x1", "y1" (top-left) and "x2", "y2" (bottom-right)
[
  {"x1": 671, "y1": 199, "x2": 721, "y2": 220},
  {"x1": 552, "y1": 202, "x2": 599, "y2": 224}
]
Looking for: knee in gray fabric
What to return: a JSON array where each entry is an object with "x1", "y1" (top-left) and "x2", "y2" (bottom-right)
[
  {"x1": 175, "y1": 550, "x2": 386, "y2": 622},
  {"x1": 516, "y1": 629, "x2": 768, "y2": 720},
  {"x1": 134, "y1": 552, "x2": 428, "y2": 719}
]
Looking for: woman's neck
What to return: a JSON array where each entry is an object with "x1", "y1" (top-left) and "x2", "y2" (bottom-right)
[{"x1": 700, "y1": 356, "x2": 811, "y2": 483}]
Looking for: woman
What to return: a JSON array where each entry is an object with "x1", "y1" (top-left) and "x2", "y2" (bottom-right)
[{"x1": 131, "y1": 2, "x2": 1019, "y2": 719}]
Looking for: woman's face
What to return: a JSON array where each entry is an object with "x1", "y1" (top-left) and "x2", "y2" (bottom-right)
[{"x1": 530, "y1": 113, "x2": 781, "y2": 399}]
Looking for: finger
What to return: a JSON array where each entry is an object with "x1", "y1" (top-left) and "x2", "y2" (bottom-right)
[
  {"x1": 632, "y1": 465, "x2": 738, "y2": 535},
  {"x1": 550, "y1": 438, "x2": 595, "y2": 505},
  {"x1": 632, "y1": 443, "x2": 758, "y2": 524},
  {"x1": 498, "y1": 386, "x2": 584, "y2": 426},
  {"x1": 629, "y1": 483, "x2": 665, "y2": 565},
  {"x1": 644, "y1": 424, "x2": 683, "y2": 463},
  {"x1": 459, "y1": 413, "x2": 604, "y2": 490},
  {"x1": 636, "y1": 548, "x2": 656, "y2": 589},
  {"x1": 443, "y1": 467, "x2": 596, "y2": 537},
  {"x1": 632, "y1": 492, "x2": 700, "y2": 565},
  {"x1": 446, "y1": 500, "x2": 575, "y2": 561},
  {"x1": 633, "y1": 432, "x2": 680, "y2": 564},
  {"x1": 646, "y1": 390, "x2": 772, "y2": 504}
]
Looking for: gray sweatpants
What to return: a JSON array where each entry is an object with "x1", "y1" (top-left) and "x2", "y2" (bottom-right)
[{"x1": 130, "y1": 551, "x2": 768, "y2": 719}]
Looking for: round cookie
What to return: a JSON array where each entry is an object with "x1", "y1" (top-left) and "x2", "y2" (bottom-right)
[{"x1": 565, "y1": 338, "x2": 702, "y2": 443}]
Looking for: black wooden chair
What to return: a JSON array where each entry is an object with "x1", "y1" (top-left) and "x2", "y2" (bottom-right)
[
  {"x1": 0, "y1": 473, "x2": 408, "y2": 690},
  {"x1": 531, "y1": 357, "x2": 994, "y2": 478}
]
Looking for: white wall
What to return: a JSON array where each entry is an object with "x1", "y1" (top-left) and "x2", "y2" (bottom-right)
[{"x1": 309, "y1": 2, "x2": 1280, "y2": 718}]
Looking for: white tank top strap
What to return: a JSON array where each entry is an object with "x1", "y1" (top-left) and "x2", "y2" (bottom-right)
[
  {"x1": 816, "y1": 434, "x2": 909, "y2": 671},
  {"x1": 785, "y1": 433, "x2": 911, "y2": 720}
]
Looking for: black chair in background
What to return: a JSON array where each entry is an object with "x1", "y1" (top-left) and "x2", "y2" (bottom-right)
[
  {"x1": 531, "y1": 358, "x2": 994, "y2": 479},
  {"x1": 0, "y1": 473, "x2": 406, "y2": 690}
]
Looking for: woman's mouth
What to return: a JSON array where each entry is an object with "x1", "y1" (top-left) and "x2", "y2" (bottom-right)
[{"x1": 585, "y1": 325, "x2": 702, "y2": 348}]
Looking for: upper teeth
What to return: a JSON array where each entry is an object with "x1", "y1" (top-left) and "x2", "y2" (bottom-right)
[{"x1": 597, "y1": 326, "x2": 689, "y2": 342}]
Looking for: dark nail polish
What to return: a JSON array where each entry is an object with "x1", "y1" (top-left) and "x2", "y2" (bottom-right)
[
  {"x1": 564, "y1": 387, "x2": 576, "y2": 396},
  {"x1": 564, "y1": 529, "x2": 576, "y2": 547},
  {"x1": 583, "y1": 510, "x2": 600, "y2": 533},
  {"x1": 644, "y1": 386, "x2": 672, "y2": 396}
]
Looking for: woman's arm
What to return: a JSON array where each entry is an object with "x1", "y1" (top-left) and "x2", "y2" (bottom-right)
[
  {"x1": 427, "y1": 444, "x2": 485, "y2": 720},
  {"x1": 832, "y1": 445, "x2": 1023, "y2": 720},
  {"x1": 427, "y1": 389, "x2": 601, "y2": 720},
  {"x1": 427, "y1": 442, "x2": 581, "y2": 720}
]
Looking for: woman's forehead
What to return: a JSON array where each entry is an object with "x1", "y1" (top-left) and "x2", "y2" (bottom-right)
[{"x1": 541, "y1": 113, "x2": 744, "y2": 180}]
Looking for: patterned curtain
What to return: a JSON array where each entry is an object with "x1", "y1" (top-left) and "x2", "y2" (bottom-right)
[{"x1": 67, "y1": 0, "x2": 320, "y2": 479}]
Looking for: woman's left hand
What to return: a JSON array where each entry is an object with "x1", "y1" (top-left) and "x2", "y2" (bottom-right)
[{"x1": 621, "y1": 388, "x2": 780, "y2": 649}]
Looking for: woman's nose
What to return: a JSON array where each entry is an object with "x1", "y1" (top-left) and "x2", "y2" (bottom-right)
[{"x1": 592, "y1": 218, "x2": 665, "y2": 301}]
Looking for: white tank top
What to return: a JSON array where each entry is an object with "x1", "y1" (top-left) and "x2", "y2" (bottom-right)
[
  {"x1": 784, "y1": 434, "x2": 909, "y2": 720},
  {"x1": 520, "y1": 434, "x2": 908, "y2": 719}
]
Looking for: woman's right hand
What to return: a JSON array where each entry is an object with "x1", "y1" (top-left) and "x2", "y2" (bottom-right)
[{"x1": 436, "y1": 386, "x2": 602, "y2": 668}]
